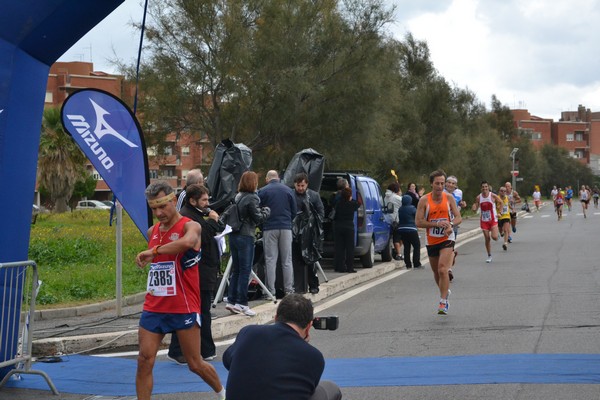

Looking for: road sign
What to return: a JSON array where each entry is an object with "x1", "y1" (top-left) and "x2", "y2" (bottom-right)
[
  {"x1": 516, "y1": 177, "x2": 524, "y2": 181},
  {"x1": 511, "y1": 170, "x2": 519, "y2": 177}
]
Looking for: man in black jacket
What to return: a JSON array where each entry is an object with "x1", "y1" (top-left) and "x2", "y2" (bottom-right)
[
  {"x1": 293, "y1": 173, "x2": 324, "y2": 294},
  {"x1": 223, "y1": 294, "x2": 342, "y2": 400},
  {"x1": 168, "y1": 184, "x2": 223, "y2": 363}
]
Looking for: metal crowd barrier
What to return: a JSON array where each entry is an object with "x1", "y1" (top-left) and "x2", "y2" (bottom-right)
[{"x1": 0, "y1": 260, "x2": 59, "y2": 395}]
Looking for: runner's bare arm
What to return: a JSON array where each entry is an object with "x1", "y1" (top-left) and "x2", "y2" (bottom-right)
[
  {"x1": 447, "y1": 193, "x2": 462, "y2": 226},
  {"x1": 135, "y1": 221, "x2": 201, "y2": 268},
  {"x1": 513, "y1": 190, "x2": 521, "y2": 203},
  {"x1": 415, "y1": 196, "x2": 430, "y2": 228},
  {"x1": 471, "y1": 195, "x2": 480, "y2": 212}
]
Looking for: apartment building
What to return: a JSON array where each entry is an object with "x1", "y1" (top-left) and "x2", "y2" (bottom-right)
[
  {"x1": 43, "y1": 61, "x2": 209, "y2": 204},
  {"x1": 512, "y1": 105, "x2": 600, "y2": 175}
]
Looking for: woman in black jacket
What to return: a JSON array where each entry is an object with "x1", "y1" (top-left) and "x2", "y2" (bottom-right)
[
  {"x1": 225, "y1": 171, "x2": 270, "y2": 317},
  {"x1": 167, "y1": 184, "x2": 223, "y2": 363},
  {"x1": 333, "y1": 187, "x2": 360, "y2": 273}
]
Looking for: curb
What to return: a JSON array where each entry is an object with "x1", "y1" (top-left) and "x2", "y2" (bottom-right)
[
  {"x1": 34, "y1": 292, "x2": 147, "y2": 321},
  {"x1": 32, "y1": 260, "x2": 402, "y2": 356},
  {"x1": 32, "y1": 216, "x2": 505, "y2": 357}
]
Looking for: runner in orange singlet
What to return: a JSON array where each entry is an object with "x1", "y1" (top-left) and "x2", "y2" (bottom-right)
[{"x1": 416, "y1": 170, "x2": 462, "y2": 315}]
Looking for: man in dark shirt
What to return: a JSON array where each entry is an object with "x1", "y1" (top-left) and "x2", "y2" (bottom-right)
[
  {"x1": 293, "y1": 173, "x2": 325, "y2": 294},
  {"x1": 223, "y1": 294, "x2": 342, "y2": 400}
]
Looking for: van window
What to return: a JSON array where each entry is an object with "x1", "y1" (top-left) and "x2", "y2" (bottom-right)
[
  {"x1": 361, "y1": 180, "x2": 380, "y2": 212},
  {"x1": 369, "y1": 181, "x2": 384, "y2": 208}
]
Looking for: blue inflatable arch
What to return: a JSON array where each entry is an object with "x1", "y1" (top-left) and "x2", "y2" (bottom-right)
[{"x1": 0, "y1": 0, "x2": 124, "y2": 379}]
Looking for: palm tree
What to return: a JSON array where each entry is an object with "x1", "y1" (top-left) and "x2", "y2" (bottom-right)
[{"x1": 38, "y1": 107, "x2": 87, "y2": 213}]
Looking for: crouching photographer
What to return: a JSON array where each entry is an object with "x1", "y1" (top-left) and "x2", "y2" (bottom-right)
[{"x1": 223, "y1": 294, "x2": 342, "y2": 400}]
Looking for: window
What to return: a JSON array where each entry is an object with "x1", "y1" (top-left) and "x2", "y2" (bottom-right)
[
  {"x1": 182, "y1": 170, "x2": 189, "y2": 181},
  {"x1": 147, "y1": 146, "x2": 157, "y2": 156},
  {"x1": 150, "y1": 170, "x2": 158, "y2": 179},
  {"x1": 574, "y1": 150, "x2": 585, "y2": 159},
  {"x1": 163, "y1": 146, "x2": 173, "y2": 155},
  {"x1": 181, "y1": 146, "x2": 190, "y2": 156},
  {"x1": 531, "y1": 132, "x2": 542, "y2": 140},
  {"x1": 566, "y1": 133, "x2": 574, "y2": 142},
  {"x1": 45, "y1": 92, "x2": 53, "y2": 103},
  {"x1": 575, "y1": 131, "x2": 584, "y2": 141}
]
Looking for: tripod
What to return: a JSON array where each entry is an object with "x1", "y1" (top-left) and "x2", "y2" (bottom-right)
[
  {"x1": 314, "y1": 261, "x2": 328, "y2": 282},
  {"x1": 212, "y1": 255, "x2": 277, "y2": 307}
]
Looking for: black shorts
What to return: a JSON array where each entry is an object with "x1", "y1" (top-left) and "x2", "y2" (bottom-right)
[
  {"x1": 499, "y1": 218, "x2": 511, "y2": 227},
  {"x1": 392, "y1": 229, "x2": 402, "y2": 243},
  {"x1": 426, "y1": 240, "x2": 455, "y2": 258}
]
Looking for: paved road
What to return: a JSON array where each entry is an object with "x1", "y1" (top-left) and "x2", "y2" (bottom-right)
[{"x1": 5, "y1": 205, "x2": 600, "y2": 399}]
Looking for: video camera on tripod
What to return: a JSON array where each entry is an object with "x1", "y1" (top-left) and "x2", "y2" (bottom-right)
[{"x1": 312, "y1": 316, "x2": 339, "y2": 330}]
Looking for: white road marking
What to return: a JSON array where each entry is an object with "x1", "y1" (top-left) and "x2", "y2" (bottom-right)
[{"x1": 94, "y1": 233, "x2": 481, "y2": 359}]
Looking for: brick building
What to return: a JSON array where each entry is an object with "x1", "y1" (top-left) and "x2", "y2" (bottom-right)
[
  {"x1": 512, "y1": 105, "x2": 600, "y2": 175},
  {"x1": 42, "y1": 61, "x2": 210, "y2": 205}
]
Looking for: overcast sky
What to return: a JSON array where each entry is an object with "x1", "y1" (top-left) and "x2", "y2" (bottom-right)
[{"x1": 58, "y1": 0, "x2": 600, "y2": 120}]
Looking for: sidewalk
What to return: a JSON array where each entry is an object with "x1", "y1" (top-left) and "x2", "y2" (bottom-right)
[{"x1": 30, "y1": 215, "x2": 483, "y2": 357}]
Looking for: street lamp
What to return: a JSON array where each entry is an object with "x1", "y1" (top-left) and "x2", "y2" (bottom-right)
[{"x1": 510, "y1": 147, "x2": 519, "y2": 191}]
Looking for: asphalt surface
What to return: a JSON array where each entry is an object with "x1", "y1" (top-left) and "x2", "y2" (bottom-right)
[{"x1": 7, "y1": 209, "x2": 564, "y2": 400}]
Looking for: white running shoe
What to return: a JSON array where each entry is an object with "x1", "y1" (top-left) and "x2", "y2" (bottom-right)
[
  {"x1": 486, "y1": 255, "x2": 492, "y2": 263},
  {"x1": 235, "y1": 304, "x2": 256, "y2": 317},
  {"x1": 225, "y1": 303, "x2": 241, "y2": 315}
]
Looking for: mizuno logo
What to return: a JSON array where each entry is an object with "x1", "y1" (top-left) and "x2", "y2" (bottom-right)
[
  {"x1": 66, "y1": 99, "x2": 138, "y2": 171},
  {"x1": 184, "y1": 318, "x2": 193, "y2": 325},
  {"x1": 89, "y1": 100, "x2": 138, "y2": 148}
]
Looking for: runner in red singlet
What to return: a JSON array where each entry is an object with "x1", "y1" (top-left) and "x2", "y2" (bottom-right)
[
  {"x1": 135, "y1": 181, "x2": 225, "y2": 400},
  {"x1": 472, "y1": 181, "x2": 503, "y2": 263}
]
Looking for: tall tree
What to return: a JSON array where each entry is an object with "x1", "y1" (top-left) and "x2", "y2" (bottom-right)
[
  {"x1": 38, "y1": 108, "x2": 86, "y2": 212},
  {"x1": 130, "y1": 0, "x2": 396, "y2": 170}
]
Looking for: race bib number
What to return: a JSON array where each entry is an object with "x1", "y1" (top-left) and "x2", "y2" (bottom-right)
[
  {"x1": 429, "y1": 219, "x2": 447, "y2": 237},
  {"x1": 481, "y1": 210, "x2": 492, "y2": 221},
  {"x1": 501, "y1": 205, "x2": 508, "y2": 214},
  {"x1": 147, "y1": 261, "x2": 176, "y2": 296}
]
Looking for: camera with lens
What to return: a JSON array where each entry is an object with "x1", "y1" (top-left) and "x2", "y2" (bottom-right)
[{"x1": 312, "y1": 316, "x2": 339, "y2": 331}]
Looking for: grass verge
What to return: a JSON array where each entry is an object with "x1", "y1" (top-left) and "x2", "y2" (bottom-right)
[{"x1": 29, "y1": 210, "x2": 148, "y2": 308}]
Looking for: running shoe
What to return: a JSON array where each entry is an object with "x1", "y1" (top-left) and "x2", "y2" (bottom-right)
[
  {"x1": 486, "y1": 255, "x2": 492, "y2": 263},
  {"x1": 437, "y1": 300, "x2": 448, "y2": 315},
  {"x1": 225, "y1": 303, "x2": 242, "y2": 315},
  {"x1": 502, "y1": 243, "x2": 507, "y2": 251},
  {"x1": 167, "y1": 354, "x2": 187, "y2": 365},
  {"x1": 512, "y1": 226, "x2": 517, "y2": 233},
  {"x1": 235, "y1": 304, "x2": 257, "y2": 317},
  {"x1": 448, "y1": 269, "x2": 454, "y2": 281},
  {"x1": 508, "y1": 236, "x2": 512, "y2": 243}
]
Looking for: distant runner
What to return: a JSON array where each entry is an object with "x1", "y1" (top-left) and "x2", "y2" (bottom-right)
[
  {"x1": 472, "y1": 181, "x2": 503, "y2": 263},
  {"x1": 497, "y1": 186, "x2": 511, "y2": 251}
]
